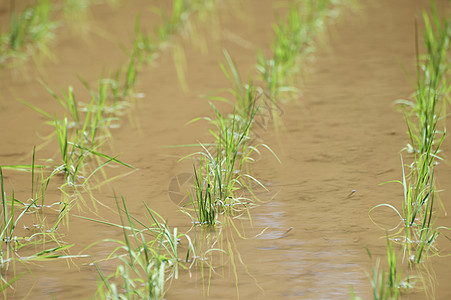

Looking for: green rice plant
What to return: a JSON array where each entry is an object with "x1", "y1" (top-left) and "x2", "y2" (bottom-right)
[
  {"x1": 254, "y1": 0, "x2": 346, "y2": 130},
  {"x1": 372, "y1": 157, "x2": 441, "y2": 264},
  {"x1": 80, "y1": 72, "x2": 132, "y2": 121},
  {"x1": 396, "y1": 162, "x2": 440, "y2": 264},
  {"x1": 0, "y1": 0, "x2": 58, "y2": 67},
  {"x1": 85, "y1": 196, "x2": 193, "y2": 299},
  {"x1": 145, "y1": 0, "x2": 219, "y2": 90},
  {"x1": 118, "y1": 1, "x2": 221, "y2": 94},
  {"x1": 188, "y1": 159, "x2": 217, "y2": 225},
  {"x1": 53, "y1": 116, "x2": 83, "y2": 185}
]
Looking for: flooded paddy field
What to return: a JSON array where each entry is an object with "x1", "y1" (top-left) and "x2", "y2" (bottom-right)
[{"x1": 0, "y1": 0, "x2": 450, "y2": 299}]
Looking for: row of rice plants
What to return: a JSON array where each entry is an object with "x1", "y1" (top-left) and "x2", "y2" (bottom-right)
[
  {"x1": 78, "y1": 0, "x2": 349, "y2": 296},
  {"x1": 81, "y1": 1, "x2": 227, "y2": 298},
  {"x1": 12, "y1": 0, "x2": 219, "y2": 196},
  {"x1": 167, "y1": 1, "x2": 351, "y2": 296},
  {"x1": 366, "y1": 2, "x2": 450, "y2": 299},
  {"x1": 1, "y1": 1, "x2": 220, "y2": 298},
  {"x1": 2, "y1": 0, "x2": 350, "y2": 297},
  {"x1": 183, "y1": 0, "x2": 349, "y2": 223}
]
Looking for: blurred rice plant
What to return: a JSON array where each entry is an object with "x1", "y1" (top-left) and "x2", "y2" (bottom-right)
[{"x1": 0, "y1": 0, "x2": 58, "y2": 67}]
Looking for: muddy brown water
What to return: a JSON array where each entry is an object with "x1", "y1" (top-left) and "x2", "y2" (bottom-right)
[{"x1": 1, "y1": 0, "x2": 451, "y2": 299}]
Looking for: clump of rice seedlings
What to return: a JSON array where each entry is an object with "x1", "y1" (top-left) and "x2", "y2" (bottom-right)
[
  {"x1": 52, "y1": 115, "x2": 134, "y2": 187},
  {"x1": 19, "y1": 80, "x2": 134, "y2": 187},
  {"x1": 369, "y1": 3, "x2": 449, "y2": 298},
  {"x1": 391, "y1": 2, "x2": 450, "y2": 262},
  {"x1": 371, "y1": 0, "x2": 449, "y2": 261},
  {"x1": 128, "y1": 0, "x2": 194, "y2": 64},
  {"x1": 184, "y1": 101, "x2": 275, "y2": 225},
  {"x1": 0, "y1": 0, "x2": 58, "y2": 67},
  {"x1": 87, "y1": 196, "x2": 193, "y2": 299},
  {"x1": 188, "y1": 159, "x2": 217, "y2": 225}
]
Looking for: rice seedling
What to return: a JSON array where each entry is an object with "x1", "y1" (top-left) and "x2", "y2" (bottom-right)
[
  {"x1": 0, "y1": 0, "x2": 58, "y2": 67},
  {"x1": 84, "y1": 195, "x2": 194, "y2": 299}
]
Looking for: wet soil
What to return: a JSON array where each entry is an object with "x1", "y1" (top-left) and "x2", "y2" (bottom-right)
[{"x1": 0, "y1": 0, "x2": 450, "y2": 299}]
